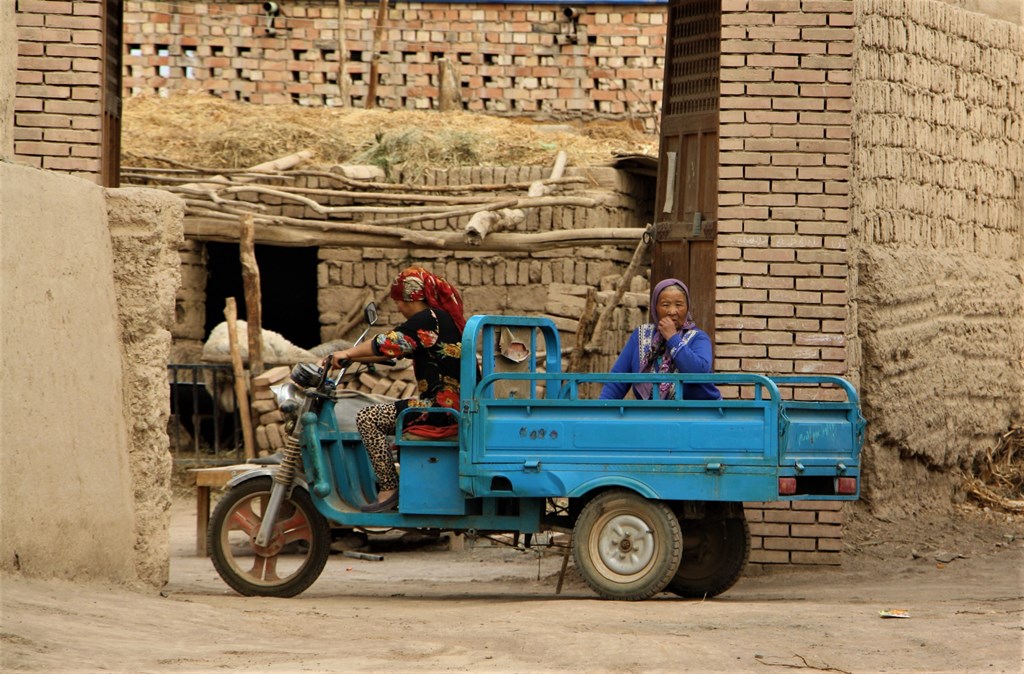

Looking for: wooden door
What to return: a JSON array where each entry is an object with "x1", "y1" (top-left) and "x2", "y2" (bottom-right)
[
  {"x1": 101, "y1": 0, "x2": 123, "y2": 187},
  {"x1": 654, "y1": 0, "x2": 720, "y2": 343}
]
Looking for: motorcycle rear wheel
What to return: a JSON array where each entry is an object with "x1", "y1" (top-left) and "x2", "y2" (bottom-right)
[{"x1": 209, "y1": 477, "x2": 331, "y2": 597}]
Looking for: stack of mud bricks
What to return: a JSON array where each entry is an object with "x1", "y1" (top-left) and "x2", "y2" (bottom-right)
[
  {"x1": 119, "y1": 1, "x2": 667, "y2": 128},
  {"x1": 251, "y1": 366, "x2": 291, "y2": 455},
  {"x1": 249, "y1": 364, "x2": 418, "y2": 456},
  {"x1": 13, "y1": 1, "x2": 105, "y2": 176},
  {"x1": 715, "y1": 0, "x2": 855, "y2": 403}
]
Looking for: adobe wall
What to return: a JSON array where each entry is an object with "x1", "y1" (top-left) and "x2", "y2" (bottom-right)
[
  {"x1": 0, "y1": 163, "x2": 182, "y2": 585},
  {"x1": 853, "y1": 0, "x2": 1024, "y2": 514},
  {"x1": 0, "y1": 164, "x2": 138, "y2": 582},
  {"x1": 1, "y1": 0, "x2": 15, "y2": 159},
  {"x1": 120, "y1": 0, "x2": 666, "y2": 128},
  {"x1": 107, "y1": 188, "x2": 186, "y2": 586}
]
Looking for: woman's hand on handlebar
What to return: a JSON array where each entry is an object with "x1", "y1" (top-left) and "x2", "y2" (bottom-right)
[{"x1": 325, "y1": 351, "x2": 350, "y2": 370}]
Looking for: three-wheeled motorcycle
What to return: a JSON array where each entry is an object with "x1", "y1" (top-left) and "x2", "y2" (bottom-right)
[{"x1": 209, "y1": 306, "x2": 864, "y2": 600}]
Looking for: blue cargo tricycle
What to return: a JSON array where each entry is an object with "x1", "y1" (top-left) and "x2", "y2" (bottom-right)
[{"x1": 209, "y1": 308, "x2": 864, "y2": 601}]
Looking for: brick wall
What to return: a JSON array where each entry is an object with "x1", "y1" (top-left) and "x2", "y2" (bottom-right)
[
  {"x1": 14, "y1": 0, "x2": 105, "y2": 179},
  {"x1": 716, "y1": 0, "x2": 854, "y2": 403},
  {"x1": 120, "y1": 0, "x2": 667, "y2": 128},
  {"x1": 714, "y1": 0, "x2": 855, "y2": 567},
  {"x1": 747, "y1": 500, "x2": 844, "y2": 565}
]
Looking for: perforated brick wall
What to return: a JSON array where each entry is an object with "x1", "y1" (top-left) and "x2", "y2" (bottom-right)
[{"x1": 120, "y1": 0, "x2": 667, "y2": 127}]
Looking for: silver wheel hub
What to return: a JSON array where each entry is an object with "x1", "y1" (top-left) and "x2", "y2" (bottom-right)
[{"x1": 595, "y1": 513, "x2": 655, "y2": 577}]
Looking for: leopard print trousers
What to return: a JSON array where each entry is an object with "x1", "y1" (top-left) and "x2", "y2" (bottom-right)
[{"x1": 355, "y1": 402, "x2": 399, "y2": 491}]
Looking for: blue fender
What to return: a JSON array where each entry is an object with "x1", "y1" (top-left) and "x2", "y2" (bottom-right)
[{"x1": 567, "y1": 475, "x2": 659, "y2": 500}]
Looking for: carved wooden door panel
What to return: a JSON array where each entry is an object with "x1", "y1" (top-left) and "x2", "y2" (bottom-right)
[{"x1": 654, "y1": 0, "x2": 720, "y2": 343}]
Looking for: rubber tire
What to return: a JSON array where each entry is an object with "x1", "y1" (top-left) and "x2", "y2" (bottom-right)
[
  {"x1": 572, "y1": 489, "x2": 682, "y2": 601},
  {"x1": 209, "y1": 477, "x2": 331, "y2": 598},
  {"x1": 667, "y1": 514, "x2": 750, "y2": 599}
]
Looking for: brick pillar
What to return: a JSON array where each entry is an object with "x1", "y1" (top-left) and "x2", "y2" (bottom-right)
[
  {"x1": 716, "y1": 0, "x2": 854, "y2": 397},
  {"x1": 14, "y1": 0, "x2": 105, "y2": 180}
]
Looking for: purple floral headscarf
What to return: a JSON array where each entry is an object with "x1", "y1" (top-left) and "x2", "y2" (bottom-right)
[{"x1": 636, "y1": 278, "x2": 696, "y2": 400}]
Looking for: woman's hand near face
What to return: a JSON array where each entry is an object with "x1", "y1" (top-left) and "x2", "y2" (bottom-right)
[{"x1": 657, "y1": 316, "x2": 678, "y2": 340}]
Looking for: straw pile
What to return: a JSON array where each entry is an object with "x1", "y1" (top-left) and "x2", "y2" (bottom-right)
[
  {"x1": 121, "y1": 92, "x2": 656, "y2": 178},
  {"x1": 961, "y1": 426, "x2": 1024, "y2": 512}
]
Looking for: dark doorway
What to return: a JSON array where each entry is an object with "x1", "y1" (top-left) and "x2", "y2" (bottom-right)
[{"x1": 204, "y1": 243, "x2": 320, "y2": 350}]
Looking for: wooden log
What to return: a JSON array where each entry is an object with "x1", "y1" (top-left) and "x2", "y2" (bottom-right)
[
  {"x1": 224, "y1": 298, "x2": 256, "y2": 460},
  {"x1": 464, "y1": 150, "x2": 569, "y2": 245},
  {"x1": 179, "y1": 150, "x2": 316, "y2": 192},
  {"x1": 240, "y1": 214, "x2": 264, "y2": 377},
  {"x1": 185, "y1": 215, "x2": 645, "y2": 252}
]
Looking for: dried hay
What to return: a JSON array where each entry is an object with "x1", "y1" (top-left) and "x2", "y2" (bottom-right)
[
  {"x1": 121, "y1": 92, "x2": 656, "y2": 177},
  {"x1": 960, "y1": 426, "x2": 1024, "y2": 512}
]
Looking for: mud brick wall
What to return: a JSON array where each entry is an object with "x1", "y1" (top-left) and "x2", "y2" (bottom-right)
[
  {"x1": 172, "y1": 164, "x2": 655, "y2": 375},
  {"x1": 120, "y1": 0, "x2": 667, "y2": 128},
  {"x1": 13, "y1": 0, "x2": 106, "y2": 179},
  {"x1": 852, "y1": 0, "x2": 1024, "y2": 512},
  {"x1": 715, "y1": 0, "x2": 855, "y2": 403}
]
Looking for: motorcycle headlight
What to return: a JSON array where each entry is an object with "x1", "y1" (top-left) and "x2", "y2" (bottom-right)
[{"x1": 271, "y1": 381, "x2": 306, "y2": 415}]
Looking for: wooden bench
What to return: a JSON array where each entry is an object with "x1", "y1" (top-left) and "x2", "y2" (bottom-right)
[{"x1": 188, "y1": 464, "x2": 260, "y2": 556}]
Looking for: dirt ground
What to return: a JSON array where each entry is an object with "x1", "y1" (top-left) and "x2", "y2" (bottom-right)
[{"x1": 2, "y1": 493, "x2": 1022, "y2": 674}]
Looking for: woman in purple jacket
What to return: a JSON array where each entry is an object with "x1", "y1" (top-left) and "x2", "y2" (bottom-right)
[{"x1": 599, "y1": 278, "x2": 721, "y2": 402}]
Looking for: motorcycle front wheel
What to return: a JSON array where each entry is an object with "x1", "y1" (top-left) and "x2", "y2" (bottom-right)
[{"x1": 208, "y1": 476, "x2": 331, "y2": 597}]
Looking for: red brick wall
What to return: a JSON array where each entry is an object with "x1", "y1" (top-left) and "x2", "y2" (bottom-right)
[
  {"x1": 121, "y1": 1, "x2": 667, "y2": 127},
  {"x1": 14, "y1": 0, "x2": 105, "y2": 179}
]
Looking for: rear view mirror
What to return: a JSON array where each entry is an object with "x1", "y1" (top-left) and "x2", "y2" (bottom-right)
[{"x1": 364, "y1": 302, "x2": 378, "y2": 326}]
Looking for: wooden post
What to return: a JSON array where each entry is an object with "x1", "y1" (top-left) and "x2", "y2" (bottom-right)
[
  {"x1": 337, "y1": 0, "x2": 349, "y2": 105},
  {"x1": 239, "y1": 214, "x2": 264, "y2": 377},
  {"x1": 568, "y1": 287, "x2": 597, "y2": 373},
  {"x1": 365, "y1": 0, "x2": 389, "y2": 108},
  {"x1": 437, "y1": 58, "x2": 461, "y2": 112},
  {"x1": 225, "y1": 298, "x2": 256, "y2": 460}
]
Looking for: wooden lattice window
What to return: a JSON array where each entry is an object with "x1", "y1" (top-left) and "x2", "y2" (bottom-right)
[{"x1": 663, "y1": 0, "x2": 720, "y2": 117}]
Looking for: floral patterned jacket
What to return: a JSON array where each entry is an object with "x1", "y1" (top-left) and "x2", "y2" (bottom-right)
[{"x1": 371, "y1": 307, "x2": 462, "y2": 424}]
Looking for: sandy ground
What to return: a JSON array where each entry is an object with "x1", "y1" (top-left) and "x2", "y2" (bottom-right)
[{"x1": 2, "y1": 496, "x2": 1023, "y2": 674}]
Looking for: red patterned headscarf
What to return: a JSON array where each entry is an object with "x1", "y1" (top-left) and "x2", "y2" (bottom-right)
[{"x1": 390, "y1": 266, "x2": 467, "y2": 332}]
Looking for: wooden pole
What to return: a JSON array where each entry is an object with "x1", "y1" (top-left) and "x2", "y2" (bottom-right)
[
  {"x1": 337, "y1": 0, "x2": 349, "y2": 105},
  {"x1": 585, "y1": 223, "x2": 653, "y2": 354},
  {"x1": 437, "y1": 57, "x2": 461, "y2": 112},
  {"x1": 239, "y1": 214, "x2": 264, "y2": 377},
  {"x1": 224, "y1": 298, "x2": 256, "y2": 460},
  {"x1": 365, "y1": 0, "x2": 389, "y2": 108},
  {"x1": 568, "y1": 286, "x2": 597, "y2": 373}
]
